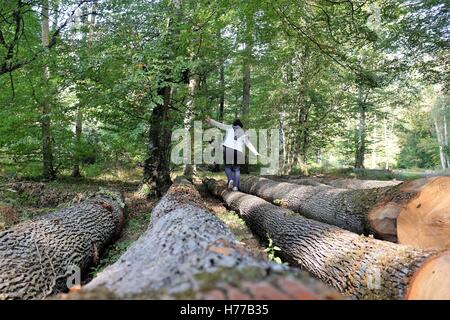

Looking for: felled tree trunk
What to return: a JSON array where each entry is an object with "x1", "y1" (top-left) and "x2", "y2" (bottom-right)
[
  {"x1": 276, "y1": 177, "x2": 401, "y2": 189},
  {"x1": 267, "y1": 176, "x2": 402, "y2": 189},
  {"x1": 204, "y1": 178, "x2": 450, "y2": 300},
  {"x1": 40, "y1": 0, "x2": 55, "y2": 180},
  {"x1": 321, "y1": 178, "x2": 402, "y2": 189},
  {"x1": 0, "y1": 193, "x2": 125, "y2": 300},
  {"x1": 239, "y1": 176, "x2": 450, "y2": 250},
  {"x1": 75, "y1": 178, "x2": 340, "y2": 300},
  {"x1": 270, "y1": 177, "x2": 327, "y2": 187}
]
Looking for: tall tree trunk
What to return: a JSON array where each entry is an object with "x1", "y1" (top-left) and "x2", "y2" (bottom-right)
[
  {"x1": 76, "y1": 178, "x2": 340, "y2": 300},
  {"x1": 204, "y1": 178, "x2": 450, "y2": 300},
  {"x1": 354, "y1": 88, "x2": 367, "y2": 169},
  {"x1": 240, "y1": 10, "x2": 254, "y2": 175},
  {"x1": 383, "y1": 114, "x2": 389, "y2": 169},
  {"x1": 301, "y1": 128, "x2": 309, "y2": 164},
  {"x1": 72, "y1": 108, "x2": 83, "y2": 177},
  {"x1": 315, "y1": 149, "x2": 322, "y2": 165},
  {"x1": 433, "y1": 116, "x2": 447, "y2": 169},
  {"x1": 279, "y1": 111, "x2": 287, "y2": 174},
  {"x1": 371, "y1": 115, "x2": 377, "y2": 169},
  {"x1": 183, "y1": 75, "x2": 198, "y2": 179},
  {"x1": 433, "y1": 107, "x2": 450, "y2": 169},
  {"x1": 219, "y1": 63, "x2": 225, "y2": 121},
  {"x1": 143, "y1": 0, "x2": 183, "y2": 196},
  {"x1": 241, "y1": 60, "x2": 251, "y2": 174},
  {"x1": 386, "y1": 111, "x2": 396, "y2": 170},
  {"x1": 239, "y1": 176, "x2": 450, "y2": 250},
  {"x1": 241, "y1": 26, "x2": 251, "y2": 117},
  {"x1": 444, "y1": 114, "x2": 449, "y2": 168},
  {"x1": 0, "y1": 193, "x2": 125, "y2": 300},
  {"x1": 143, "y1": 87, "x2": 172, "y2": 197},
  {"x1": 211, "y1": 62, "x2": 225, "y2": 173},
  {"x1": 242, "y1": 62, "x2": 251, "y2": 117},
  {"x1": 72, "y1": 2, "x2": 96, "y2": 178},
  {"x1": 41, "y1": 0, "x2": 55, "y2": 180}
]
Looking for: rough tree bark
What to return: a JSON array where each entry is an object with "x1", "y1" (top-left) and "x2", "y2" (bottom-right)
[
  {"x1": 239, "y1": 8, "x2": 254, "y2": 175},
  {"x1": 143, "y1": 86, "x2": 173, "y2": 197},
  {"x1": 72, "y1": 107, "x2": 83, "y2": 178},
  {"x1": 321, "y1": 178, "x2": 401, "y2": 189},
  {"x1": 219, "y1": 63, "x2": 225, "y2": 121},
  {"x1": 143, "y1": 0, "x2": 185, "y2": 196},
  {"x1": 72, "y1": 178, "x2": 340, "y2": 300},
  {"x1": 275, "y1": 177, "x2": 402, "y2": 189},
  {"x1": 0, "y1": 193, "x2": 125, "y2": 300},
  {"x1": 239, "y1": 176, "x2": 450, "y2": 250},
  {"x1": 204, "y1": 178, "x2": 450, "y2": 300},
  {"x1": 211, "y1": 61, "x2": 225, "y2": 173},
  {"x1": 182, "y1": 74, "x2": 199, "y2": 180}
]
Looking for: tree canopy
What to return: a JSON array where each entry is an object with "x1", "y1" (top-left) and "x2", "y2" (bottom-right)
[{"x1": 0, "y1": 0, "x2": 449, "y2": 188}]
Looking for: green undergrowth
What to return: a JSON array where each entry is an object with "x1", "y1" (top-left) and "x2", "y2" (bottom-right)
[
  {"x1": 89, "y1": 209, "x2": 152, "y2": 278},
  {"x1": 215, "y1": 209, "x2": 247, "y2": 241}
]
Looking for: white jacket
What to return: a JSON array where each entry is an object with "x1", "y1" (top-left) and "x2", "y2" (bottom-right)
[{"x1": 209, "y1": 119, "x2": 259, "y2": 155}]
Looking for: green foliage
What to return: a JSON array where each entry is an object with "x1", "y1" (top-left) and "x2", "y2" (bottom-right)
[
  {"x1": 83, "y1": 164, "x2": 104, "y2": 178},
  {"x1": 90, "y1": 209, "x2": 152, "y2": 277},
  {"x1": 398, "y1": 135, "x2": 440, "y2": 169},
  {"x1": 1, "y1": 0, "x2": 448, "y2": 179},
  {"x1": 264, "y1": 237, "x2": 283, "y2": 264}
]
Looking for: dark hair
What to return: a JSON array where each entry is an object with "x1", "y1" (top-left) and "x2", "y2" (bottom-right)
[{"x1": 233, "y1": 119, "x2": 243, "y2": 128}]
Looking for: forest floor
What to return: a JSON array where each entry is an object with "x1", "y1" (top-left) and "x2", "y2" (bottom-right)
[{"x1": 1, "y1": 166, "x2": 448, "y2": 278}]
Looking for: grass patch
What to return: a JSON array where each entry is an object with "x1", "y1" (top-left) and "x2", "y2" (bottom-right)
[{"x1": 215, "y1": 209, "x2": 247, "y2": 241}]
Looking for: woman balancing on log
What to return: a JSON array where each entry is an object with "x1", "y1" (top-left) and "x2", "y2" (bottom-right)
[{"x1": 206, "y1": 116, "x2": 260, "y2": 191}]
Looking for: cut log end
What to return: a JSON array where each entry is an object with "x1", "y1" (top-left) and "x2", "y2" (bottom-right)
[
  {"x1": 407, "y1": 251, "x2": 450, "y2": 300},
  {"x1": 368, "y1": 177, "x2": 450, "y2": 250},
  {"x1": 397, "y1": 177, "x2": 450, "y2": 250}
]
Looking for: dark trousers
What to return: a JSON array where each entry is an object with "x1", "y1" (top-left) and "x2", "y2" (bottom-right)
[{"x1": 223, "y1": 146, "x2": 242, "y2": 188}]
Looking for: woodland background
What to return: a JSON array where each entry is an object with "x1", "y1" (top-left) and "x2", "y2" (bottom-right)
[{"x1": 0, "y1": 0, "x2": 449, "y2": 194}]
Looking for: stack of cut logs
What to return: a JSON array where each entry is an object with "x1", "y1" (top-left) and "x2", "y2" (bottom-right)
[
  {"x1": 0, "y1": 175, "x2": 449, "y2": 300},
  {"x1": 204, "y1": 176, "x2": 450, "y2": 299}
]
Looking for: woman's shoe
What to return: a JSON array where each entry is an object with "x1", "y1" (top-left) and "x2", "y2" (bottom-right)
[
  {"x1": 232, "y1": 187, "x2": 238, "y2": 192},
  {"x1": 227, "y1": 180, "x2": 234, "y2": 189}
]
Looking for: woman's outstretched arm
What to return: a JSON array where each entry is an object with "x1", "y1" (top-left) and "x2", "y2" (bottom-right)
[
  {"x1": 244, "y1": 136, "x2": 260, "y2": 156},
  {"x1": 206, "y1": 116, "x2": 231, "y2": 130}
]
